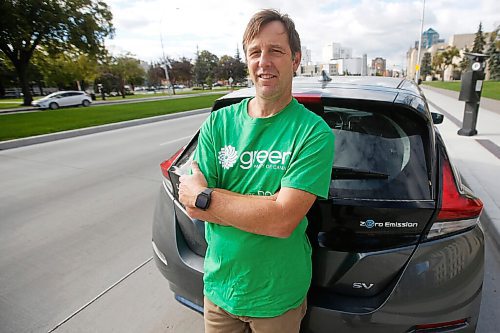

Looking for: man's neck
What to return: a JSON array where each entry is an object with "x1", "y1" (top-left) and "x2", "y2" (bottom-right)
[{"x1": 248, "y1": 94, "x2": 293, "y2": 118}]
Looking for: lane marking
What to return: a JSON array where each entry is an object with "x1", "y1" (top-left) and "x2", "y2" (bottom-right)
[
  {"x1": 428, "y1": 101, "x2": 500, "y2": 160},
  {"x1": 476, "y1": 139, "x2": 500, "y2": 160},
  {"x1": 159, "y1": 135, "x2": 192, "y2": 146},
  {"x1": 428, "y1": 100, "x2": 462, "y2": 127},
  {"x1": 47, "y1": 257, "x2": 153, "y2": 333}
]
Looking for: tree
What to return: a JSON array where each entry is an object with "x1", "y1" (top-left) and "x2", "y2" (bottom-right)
[
  {"x1": 441, "y1": 46, "x2": 460, "y2": 81},
  {"x1": 0, "y1": 53, "x2": 18, "y2": 97},
  {"x1": 431, "y1": 47, "x2": 459, "y2": 81},
  {"x1": 169, "y1": 57, "x2": 194, "y2": 86},
  {"x1": 432, "y1": 52, "x2": 444, "y2": 79},
  {"x1": 472, "y1": 22, "x2": 486, "y2": 54},
  {"x1": 147, "y1": 63, "x2": 165, "y2": 88},
  {"x1": 486, "y1": 25, "x2": 500, "y2": 80},
  {"x1": 113, "y1": 55, "x2": 146, "y2": 97},
  {"x1": 0, "y1": 0, "x2": 114, "y2": 105},
  {"x1": 420, "y1": 52, "x2": 432, "y2": 79},
  {"x1": 34, "y1": 48, "x2": 99, "y2": 91},
  {"x1": 459, "y1": 47, "x2": 471, "y2": 74},
  {"x1": 194, "y1": 50, "x2": 218, "y2": 88}
]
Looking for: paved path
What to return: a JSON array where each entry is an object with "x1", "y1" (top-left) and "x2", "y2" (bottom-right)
[{"x1": 421, "y1": 85, "x2": 500, "y2": 248}]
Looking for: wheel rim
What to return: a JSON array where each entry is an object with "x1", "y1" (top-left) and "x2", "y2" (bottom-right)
[{"x1": 50, "y1": 103, "x2": 58, "y2": 110}]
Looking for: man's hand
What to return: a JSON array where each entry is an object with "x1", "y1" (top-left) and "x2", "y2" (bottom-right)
[{"x1": 179, "y1": 161, "x2": 208, "y2": 208}]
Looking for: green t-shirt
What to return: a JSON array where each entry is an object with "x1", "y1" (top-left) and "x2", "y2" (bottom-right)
[{"x1": 194, "y1": 97, "x2": 335, "y2": 317}]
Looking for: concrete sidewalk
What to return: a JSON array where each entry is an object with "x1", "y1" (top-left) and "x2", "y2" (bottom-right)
[{"x1": 421, "y1": 86, "x2": 500, "y2": 247}]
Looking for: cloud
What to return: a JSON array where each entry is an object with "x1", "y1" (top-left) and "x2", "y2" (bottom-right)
[{"x1": 104, "y1": 0, "x2": 500, "y2": 69}]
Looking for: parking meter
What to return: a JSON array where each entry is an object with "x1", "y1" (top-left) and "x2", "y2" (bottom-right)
[{"x1": 458, "y1": 52, "x2": 488, "y2": 136}]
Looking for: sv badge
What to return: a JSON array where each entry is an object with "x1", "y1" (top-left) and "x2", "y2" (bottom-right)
[{"x1": 353, "y1": 282, "x2": 374, "y2": 290}]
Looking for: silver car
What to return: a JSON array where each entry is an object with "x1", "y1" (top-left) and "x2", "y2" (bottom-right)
[{"x1": 32, "y1": 91, "x2": 92, "y2": 110}]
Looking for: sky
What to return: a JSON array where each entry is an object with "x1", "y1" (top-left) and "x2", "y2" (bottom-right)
[{"x1": 104, "y1": 0, "x2": 499, "y2": 70}]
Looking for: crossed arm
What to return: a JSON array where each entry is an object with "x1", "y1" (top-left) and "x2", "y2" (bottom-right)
[{"x1": 178, "y1": 161, "x2": 316, "y2": 238}]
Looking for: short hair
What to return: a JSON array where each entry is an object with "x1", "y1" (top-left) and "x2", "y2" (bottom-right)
[{"x1": 242, "y1": 9, "x2": 301, "y2": 58}]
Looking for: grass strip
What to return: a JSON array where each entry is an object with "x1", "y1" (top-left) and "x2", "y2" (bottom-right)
[
  {"x1": 422, "y1": 80, "x2": 500, "y2": 100},
  {"x1": 0, "y1": 94, "x2": 222, "y2": 141}
]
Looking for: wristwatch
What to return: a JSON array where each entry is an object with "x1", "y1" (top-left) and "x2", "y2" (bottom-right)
[{"x1": 195, "y1": 188, "x2": 214, "y2": 210}]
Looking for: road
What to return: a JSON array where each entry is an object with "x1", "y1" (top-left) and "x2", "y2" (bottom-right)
[
  {"x1": 0, "y1": 112, "x2": 498, "y2": 332},
  {"x1": 0, "y1": 113, "x2": 207, "y2": 332}
]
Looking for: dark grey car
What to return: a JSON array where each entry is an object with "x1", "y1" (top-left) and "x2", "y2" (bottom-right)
[{"x1": 152, "y1": 76, "x2": 484, "y2": 332}]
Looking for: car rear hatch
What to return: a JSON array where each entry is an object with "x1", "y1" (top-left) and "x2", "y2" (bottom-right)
[{"x1": 165, "y1": 92, "x2": 438, "y2": 313}]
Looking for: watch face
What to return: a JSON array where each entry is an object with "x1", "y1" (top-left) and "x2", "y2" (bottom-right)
[{"x1": 195, "y1": 193, "x2": 209, "y2": 209}]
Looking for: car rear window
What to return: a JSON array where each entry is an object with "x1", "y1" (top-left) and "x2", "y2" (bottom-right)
[{"x1": 320, "y1": 103, "x2": 431, "y2": 201}]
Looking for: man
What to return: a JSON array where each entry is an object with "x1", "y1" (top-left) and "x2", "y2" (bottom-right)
[{"x1": 179, "y1": 9, "x2": 335, "y2": 333}]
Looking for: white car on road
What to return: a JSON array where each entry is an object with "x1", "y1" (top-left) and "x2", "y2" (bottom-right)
[{"x1": 32, "y1": 91, "x2": 92, "y2": 110}]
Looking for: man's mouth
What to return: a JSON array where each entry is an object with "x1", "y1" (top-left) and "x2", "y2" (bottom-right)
[{"x1": 258, "y1": 74, "x2": 277, "y2": 79}]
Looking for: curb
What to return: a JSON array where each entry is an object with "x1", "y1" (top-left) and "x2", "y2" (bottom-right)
[{"x1": 0, "y1": 108, "x2": 210, "y2": 151}]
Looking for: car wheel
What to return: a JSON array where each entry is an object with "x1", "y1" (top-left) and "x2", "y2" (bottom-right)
[
  {"x1": 82, "y1": 100, "x2": 91, "y2": 107},
  {"x1": 49, "y1": 102, "x2": 59, "y2": 110}
]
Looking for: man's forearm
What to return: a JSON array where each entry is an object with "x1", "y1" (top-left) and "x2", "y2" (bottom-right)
[{"x1": 186, "y1": 188, "x2": 278, "y2": 227}]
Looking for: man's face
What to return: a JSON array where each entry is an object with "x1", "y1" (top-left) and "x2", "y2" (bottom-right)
[{"x1": 246, "y1": 21, "x2": 300, "y2": 101}]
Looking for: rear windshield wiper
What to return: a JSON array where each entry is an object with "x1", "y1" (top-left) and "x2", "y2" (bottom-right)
[{"x1": 332, "y1": 166, "x2": 389, "y2": 180}]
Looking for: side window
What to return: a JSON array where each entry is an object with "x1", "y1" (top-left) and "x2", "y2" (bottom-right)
[{"x1": 324, "y1": 105, "x2": 431, "y2": 200}]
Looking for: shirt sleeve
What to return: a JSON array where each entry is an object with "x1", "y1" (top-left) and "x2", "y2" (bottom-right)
[
  {"x1": 193, "y1": 114, "x2": 219, "y2": 188},
  {"x1": 281, "y1": 129, "x2": 335, "y2": 199}
]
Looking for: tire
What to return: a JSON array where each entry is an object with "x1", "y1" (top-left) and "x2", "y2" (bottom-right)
[
  {"x1": 49, "y1": 102, "x2": 59, "y2": 110},
  {"x1": 82, "y1": 99, "x2": 91, "y2": 107}
]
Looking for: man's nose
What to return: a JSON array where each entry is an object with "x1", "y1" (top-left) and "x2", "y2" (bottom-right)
[{"x1": 258, "y1": 51, "x2": 272, "y2": 67}]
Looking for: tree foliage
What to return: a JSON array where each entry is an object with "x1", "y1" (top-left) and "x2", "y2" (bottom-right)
[
  {"x1": 459, "y1": 47, "x2": 471, "y2": 73},
  {"x1": 420, "y1": 52, "x2": 432, "y2": 78},
  {"x1": 432, "y1": 47, "x2": 459, "y2": 81},
  {"x1": 34, "y1": 48, "x2": 100, "y2": 91},
  {"x1": 0, "y1": 0, "x2": 114, "y2": 105},
  {"x1": 472, "y1": 22, "x2": 486, "y2": 54},
  {"x1": 214, "y1": 50, "x2": 247, "y2": 84},
  {"x1": 147, "y1": 63, "x2": 165, "y2": 88},
  {"x1": 169, "y1": 57, "x2": 194, "y2": 85},
  {"x1": 486, "y1": 25, "x2": 500, "y2": 80},
  {"x1": 194, "y1": 50, "x2": 219, "y2": 87}
]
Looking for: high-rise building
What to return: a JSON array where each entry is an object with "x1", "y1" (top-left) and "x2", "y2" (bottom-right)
[
  {"x1": 301, "y1": 47, "x2": 312, "y2": 66},
  {"x1": 422, "y1": 28, "x2": 445, "y2": 49},
  {"x1": 322, "y1": 43, "x2": 352, "y2": 62},
  {"x1": 362, "y1": 54, "x2": 368, "y2": 76}
]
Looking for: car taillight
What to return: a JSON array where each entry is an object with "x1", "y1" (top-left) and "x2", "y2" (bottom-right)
[
  {"x1": 294, "y1": 93, "x2": 321, "y2": 104},
  {"x1": 426, "y1": 155, "x2": 483, "y2": 239},
  {"x1": 160, "y1": 146, "x2": 185, "y2": 191}
]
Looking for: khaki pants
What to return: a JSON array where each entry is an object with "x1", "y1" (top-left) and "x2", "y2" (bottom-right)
[{"x1": 204, "y1": 296, "x2": 307, "y2": 333}]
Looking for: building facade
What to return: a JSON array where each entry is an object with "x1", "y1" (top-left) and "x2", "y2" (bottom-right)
[
  {"x1": 371, "y1": 57, "x2": 387, "y2": 76},
  {"x1": 421, "y1": 28, "x2": 445, "y2": 49},
  {"x1": 322, "y1": 42, "x2": 353, "y2": 62}
]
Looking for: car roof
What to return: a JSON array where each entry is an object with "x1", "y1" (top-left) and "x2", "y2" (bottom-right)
[
  {"x1": 221, "y1": 76, "x2": 422, "y2": 102},
  {"x1": 218, "y1": 76, "x2": 428, "y2": 115}
]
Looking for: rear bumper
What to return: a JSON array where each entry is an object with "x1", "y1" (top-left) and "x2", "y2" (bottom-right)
[{"x1": 152, "y1": 185, "x2": 484, "y2": 332}]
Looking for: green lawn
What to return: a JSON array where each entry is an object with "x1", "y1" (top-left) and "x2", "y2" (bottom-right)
[
  {"x1": 0, "y1": 94, "x2": 223, "y2": 141},
  {"x1": 0, "y1": 87, "x2": 237, "y2": 109},
  {"x1": 422, "y1": 80, "x2": 500, "y2": 100}
]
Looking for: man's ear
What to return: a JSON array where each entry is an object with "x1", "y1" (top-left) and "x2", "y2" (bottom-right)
[{"x1": 293, "y1": 52, "x2": 301, "y2": 71}]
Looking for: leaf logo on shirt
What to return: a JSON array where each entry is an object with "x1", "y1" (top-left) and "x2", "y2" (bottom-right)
[{"x1": 218, "y1": 145, "x2": 238, "y2": 169}]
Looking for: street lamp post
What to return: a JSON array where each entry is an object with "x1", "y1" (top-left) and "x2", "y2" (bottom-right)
[{"x1": 415, "y1": 0, "x2": 426, "y2": 83}]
